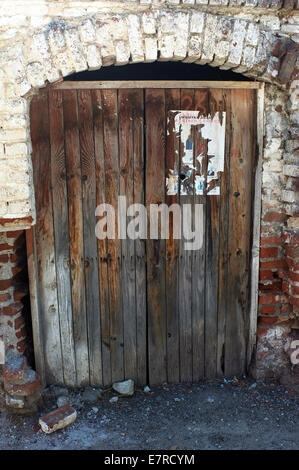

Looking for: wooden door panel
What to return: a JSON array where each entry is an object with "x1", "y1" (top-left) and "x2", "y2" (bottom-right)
[{"x1": 30, "y1": 85, "x2": 257, "y2": 387}]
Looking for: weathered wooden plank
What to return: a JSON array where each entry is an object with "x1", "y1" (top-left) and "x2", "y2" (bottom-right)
[
  {"x1": 178, "y1": 89, "x2": 194, "y2": 383},
  {"x1": 132, "y1": 89, "x2": 147, "y2": 386},
  {"x1": 78, "y1": 89, "x2": 102, "y2": 386},
  {"x1": 165, "y1": 89, "x2": 180, "y2": 384},
  {"x1": 92, "y1": 89, "x2": 111, "y2": 387},
  {"x1": 53, "y1": 81, "x2": 262, "y2": 90},
  {"x1": 203, "y1": 90, "x2": 222, "y2": 379},
  {"x1": 25, "y1": 228, "x2": 46, "y2": 386},
  {"x1": 211, "y1": 89, "x2": 231, "y2": 378},
  {"x1": 224, "y1": 89, "x2": 255, "y2": 377},
  {"x1": 145, "y1": 89, "x2": 167, "y2": 386},
  {"x1": 30, "y1": 91, "x2": 63, "y2": 385},
  {"x1": 248, "y1": 86, "x2": 263, "y2": 370},
  {"x1": 192, "y1": 88, "x2": 209, "y2": 381},
  {"x1": 63, "y1": 90, "x2": 89, "y2": 386},
  {"x1": 118, "y1": 89, "x2": 137, "y2": 382},
  {"x1": 49, "y1": 90, "x2": 76, "y2": 387},
  {"x1": 102, "y1": 89, "x2": 124, "y2": 383}
]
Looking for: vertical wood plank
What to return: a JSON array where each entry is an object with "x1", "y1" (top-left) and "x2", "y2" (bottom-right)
[
  {"x1": 203, "y1": 90, "x2": 222, "y2": 379},
  {"x1": 25, "y1": 228, "x2": 46, "y2": 386},
  {"x1": 192, "y1": 89, "x2": 209, "y2": 381},
  {"x1": 133, "y1": 90, "x2": 147, "y2": 386},
  {"x1": 214, "y1": 89, "x2": 231, "y2": 377},
  {"x1": 145, "y1": 89, "x2": 167, "y2": 386},
  {"x1": 30, "y1": 91, "x2": 63, "y2": 384},
  {"x1": 118, "y1": 89, "x2": 137, "y2": 382},
  {"x1": 92, "y1": 89, "x2": 111, "y2": 387},
  {"x1": 225, "y1": 89, "x2": 255, "y2": 377},
  {"x1": 102, "y1": 89, "x2": 124, "y2": 383},
  {"x1": 165, "y1": 89, "x2": 180, "y2": 384},
  {"x1": 63, "y1": 90, "x2": 89, "y2": 386},
  {"x1": 49, "y1": 90, "x2": 76, "y2": 386},
  {"x1": 78, "y1": 89, "x2": 102, "y2": 386},
  {"x1": 178, "y1": 89, "x2": 194, "y2": 382}
]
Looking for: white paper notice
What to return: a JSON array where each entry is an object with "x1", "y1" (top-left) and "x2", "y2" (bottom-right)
[{"x1": 166, "y1": 111, "x2": 226, "y2": 196}]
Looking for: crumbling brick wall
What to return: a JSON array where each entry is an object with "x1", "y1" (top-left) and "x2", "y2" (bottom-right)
[{"x1": 0, "y1": 1, "x2": 298, "y2": 409}]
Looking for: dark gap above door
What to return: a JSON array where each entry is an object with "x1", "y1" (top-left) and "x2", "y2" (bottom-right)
[{"x1": 64, "y1": 62, "x2": 253, "y2": 82}]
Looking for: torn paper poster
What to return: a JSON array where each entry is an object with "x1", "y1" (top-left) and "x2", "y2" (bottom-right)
[
  {"x1": 166, "y1": 110, "x2": 226, "y2": 196},
  {"x1": 166, "y1": 169, "x2": 178, "y2": 196}
]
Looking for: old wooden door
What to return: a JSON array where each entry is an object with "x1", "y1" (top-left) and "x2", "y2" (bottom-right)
[{"x1": 29, "y1": 82, "x2": 258, "y2": 387}]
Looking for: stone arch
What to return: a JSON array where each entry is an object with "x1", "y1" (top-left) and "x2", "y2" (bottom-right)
[{"x1": 23, "y1": 11, "x2": 297, "y2": 91}]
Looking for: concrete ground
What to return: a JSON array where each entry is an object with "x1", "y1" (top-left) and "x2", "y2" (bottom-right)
[{"x1": 0, "y1": 378, "x2": 298, "y2": 450}]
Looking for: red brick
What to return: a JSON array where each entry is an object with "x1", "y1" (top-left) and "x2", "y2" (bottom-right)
[
  {"x1": 6, "y1": 230, "x2": 24, "y2": 239},
  {"x1": 14, "y1": 316, "x2": 25, "y2": 330},
  {"x1": 291, "y1": 285, "x2": 299, "y2": 295},
  {"x1": 2, "y1": 302, "x2": 23, "y2": 316},
  {"x1": 259, "y1": 294, "x2": 280, "y2": 305},
  {"x1": 3, "y1": 356, "x2": 28, "y2": 384},
  {"x1": 263, "y1": 212, "x2": 288, "y2": 223},
  {"x1": 17, "y1": 339, "x2": 26, "y2": 354},
  {"x1": 0, "y1": 279, "x2": 13, "y2": 291},
  {"x1": 4, "y1": 371, "x2": 40, "y2": 397},
  {"x1": 39, "y1": 405, "x2": 77, "y2": 434},
  {"x1": 285, "y1": 245, "x2": 299, "y2": 258},
  {"x1": 279, "y1": 303, "x2": 293, "y2": 314},
  {"x1": 290, "y1": 297, "x2": 299, "y2": 307},
  {"x1": 282, "y1": 280, "x2": 289, "y2": 294},
  {"x1": 260, "y1": 236, "x2": 282, "y2": 246},
  {"x1": 12, "y1": 264, "x2": 24, "y2": 276},
  {"x1": 288, "y1": 272, "x2": 299, "y2": 282},
  {"x1": 0, "y1": 254, "x2": 9, "y2": 263},
  {"x1": 259, "y1": 270, "x2": 276, "y2": 281},
  {"x1": 0, "y1": 292, "x2": 11, "y2": 302},
  {"x1": 15, "y1": 327, "x2": 26, "y2": 340},
  {"x1": 260, "y1": 305, "x2": 277, "y2": 314},
  {"x1": 260, "y1": 247, "x2": 279, "y2": 258},
  {"x1": 258, "y1": 316, "x2": 280, "y2": 325},
  {"x1": 257, "y1": 327, "x2": 269, "y2": 337},
  {"x1": 13, "y1": 289, "x2": 27, "y2": 301},
  {"x1": 259, "y1": 280, "x2": 282, "y2": 291},
  {"x1": 0, "y1": 243, "x2": 13, "y2": 251},
  {"x1": 260, "y1": 259, "x2": 288, "y2": 269},
  {"x1": 286, "y1": 257, "x2": 299, "y2": 270},
  {"x1": 10, "y1": 253, "x2": 19, "y2": 263}
]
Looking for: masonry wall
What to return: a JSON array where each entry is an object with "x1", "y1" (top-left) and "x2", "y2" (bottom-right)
[{"x1": 0, "y1": 1, "x2": 298, "y2": 407}]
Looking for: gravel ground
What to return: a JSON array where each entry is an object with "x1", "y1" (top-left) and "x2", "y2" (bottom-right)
[{"x1": 0, "y1": 378, "x2": 298, "y2": 450}]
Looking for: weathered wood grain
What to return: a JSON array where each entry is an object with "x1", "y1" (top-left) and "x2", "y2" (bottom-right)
[
  {"x1": 165, "y1": 89, "x2": 180, "y2": 384},
  {"x1": 192, "y1": 89, "x2": 209, "y2": 381},
  {"x1": 63, "y1": 90, "x2": 89, "y2": 386},
  {"x1": 49, "y1": 90, "x2": 76, "y2": 387},
  {"x1": 30, "y1": 91, "x2": 63, "y2": 384},
  {"x1": 78, "y1": 89, "x2": 102, "y2": 386},
  {"x1": 92, "y1": 89, "x2": 111, "y2": 387},
  {"x1": 145, "y1": 89, "x2": 167, "y2": 386},
  {"x1": 118, "y1": 89, "x2": 137, "y2": 382},
  {"x1": 224, "y1": 89, "x2": 254, "y2": 377},
  {"x1": 102, "y1": 89, "x2": 124, "y2": 383}
]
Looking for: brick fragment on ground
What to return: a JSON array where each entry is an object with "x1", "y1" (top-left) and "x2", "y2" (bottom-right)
[{"x1": 39, "y1": 404, "x2": 77, "y2": 434}]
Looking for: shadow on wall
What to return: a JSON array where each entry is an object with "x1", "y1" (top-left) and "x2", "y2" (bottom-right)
[{"x1": 64, "y1": 61, "x2": 253, "y2": 82}]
